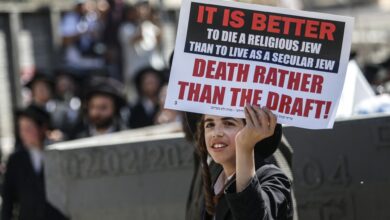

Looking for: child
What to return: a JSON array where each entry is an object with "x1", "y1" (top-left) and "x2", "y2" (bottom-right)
[
  {"x1": 2, "y1": 106, "x2": 68, "y2": 220},
  {"x1": 196, "y1": 104, "x2": 293, "y2": 220}
]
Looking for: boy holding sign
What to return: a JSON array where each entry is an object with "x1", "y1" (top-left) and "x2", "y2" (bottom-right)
[
  {"x1": 194, "y1": 105, "x2": 292, "y2": 220},
  {"x1": 166, "y1": 0, "x2": 353, "y2": 219}
]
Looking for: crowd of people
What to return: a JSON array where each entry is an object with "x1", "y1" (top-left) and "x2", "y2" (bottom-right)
[
  {"x1": 2, "y1": 0, "x2": 390, "y2": 219},
  {"x1": 20, "y1": 0, "x2": 181, "y2": 142},
  {"x1": 60, "y1": 0, "x2": 165, "y2": 82},
  {"x1": 1, "y1": 1, "x2": 182, "y2": 219}
]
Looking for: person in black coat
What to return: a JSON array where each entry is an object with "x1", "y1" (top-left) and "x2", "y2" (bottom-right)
[
  {"x1": 72, "y1": 76, "x2": 128, "y2": 139},
  {"x1": 195, "y1": 105, "x2": 293, "y2": 220},
  {"x1": 128, "y1": 67, "x2": 163, "y2": 128},
  {"x1": 1, "y1": 106, "x2": 68, "y2": 220}
]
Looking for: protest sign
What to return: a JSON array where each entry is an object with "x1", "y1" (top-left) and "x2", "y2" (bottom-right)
[{"x1": 165, "y1": 0, "x2": 354, "y2": 129}]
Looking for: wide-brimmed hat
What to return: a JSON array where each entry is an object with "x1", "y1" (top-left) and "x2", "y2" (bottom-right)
[
  {"x1": 380, "y1": 57, "x2": 390, "y2": 69},
  {"x1": 15, "y1": 105, "x2": 51, "y2": 129},
  {"x1": 54, "y1": 68, "x2": 82, "y2": 82},
  {"x1": 25, "y1": 72, "x2": 54, "y2": 90},
  {"x1": 184, "y1": 112, "x2": 282, "y2": 159},
  {"x1": 84, "y1": 76, "x2": 127, "y2": 109}
]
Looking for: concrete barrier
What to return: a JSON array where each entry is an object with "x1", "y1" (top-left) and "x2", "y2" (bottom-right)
[
  {"x1": 284, "y1": 114, "x2": 390, "y2": 220},
  {"x1": 45, "y1": 115, "x2": 390, "y2": 220},
  {"x1": 45, "y1": 123, "x2": 194, "y2": 220}
]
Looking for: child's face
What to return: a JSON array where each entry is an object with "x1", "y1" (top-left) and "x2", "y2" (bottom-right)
[
  {"x1": 203, "y1": 115, "x2": 244, "y2": 167},
  {"x1": 32, "y1": 81, "x2": 51, "y2": 104},
  {"x1": 18, "y1": 116, "x2": 44, "y2": 149},
  {"x1": 141, "y1": 72, "x2": 160, "y2": 98}
]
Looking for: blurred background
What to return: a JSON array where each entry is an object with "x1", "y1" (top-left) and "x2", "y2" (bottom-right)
[
  {"x1": 0, "y1": 0, "x2": 389, "y2": 219},
  {"x1": 0, "y1": 0, "x2": 389, "y2": 162}
]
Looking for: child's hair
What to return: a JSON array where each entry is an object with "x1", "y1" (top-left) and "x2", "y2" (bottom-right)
[
  {"x1": 195, "y1": 116, "x2": 247, "y2": 215},
  {"x1": 195, "y1": 115, "x2": 216, "y2": 215}
]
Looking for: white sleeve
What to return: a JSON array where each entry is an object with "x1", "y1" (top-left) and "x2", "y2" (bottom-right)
[
  {"x1": 60, "y1": 13, "x2": 79, "y2": 37},
  {"x1": 118, "y1": 24, "x2": 136, "y2": 45}
]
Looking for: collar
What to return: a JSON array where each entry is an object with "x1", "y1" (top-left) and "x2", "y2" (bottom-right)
[
  {"x1": 141, "y1": 97, "x2": 156, "y2": 116},
  {"x1": 89, "y1": 124, "x2": 116, "y2": 136}
]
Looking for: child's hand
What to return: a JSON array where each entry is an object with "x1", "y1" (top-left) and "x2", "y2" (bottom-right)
[{"x1": 235, "y1": 104, "x2": 277, "y2": 154}]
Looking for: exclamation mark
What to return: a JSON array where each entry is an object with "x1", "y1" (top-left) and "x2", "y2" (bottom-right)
[{"x1": 324, "y1": 102, "x2": 331, "y2": 119}]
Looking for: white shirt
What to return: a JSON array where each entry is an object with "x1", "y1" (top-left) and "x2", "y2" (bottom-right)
[
  {"x1": 89, "y1": 125, "x2": 116, "y2": 136},
  {"x1": 60, "y1": 11, "x2": 104, "y2": 69},
  {"x1": 214, "y1": 172, "x2": 235, "y2": 195},
  {"x1": 142, "y1": 98, "x2": 156, "y2": 116},
  {"x1": 119, "y1": 21, "x2": 164, "y2": 82},
  {"x1": 28, "y1": 149, "x2": 44, "y2": 174}
]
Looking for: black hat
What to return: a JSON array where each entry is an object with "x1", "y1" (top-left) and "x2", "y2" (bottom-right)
[
  {"x1": 254, "y1": 123, "x2": 282, "y2": 159},
  {"x1": 184, "y1": 112, "x2": 282, "y2": 159},
  {"x1": 25, "y1": 71, "x2": 54, "y2": 90},
  {"x1": 380, "y1": 57, "x2": 390, "y2": 69},
  {"x1": 15, "y1": 105, "x2": 51, "y2": 129},
  {"x1": 85, "y1": 76, "x2": 127, "y2": 108},
  {"x1": 54, "y1": 68, "x2": 81, "y2": 82}
]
